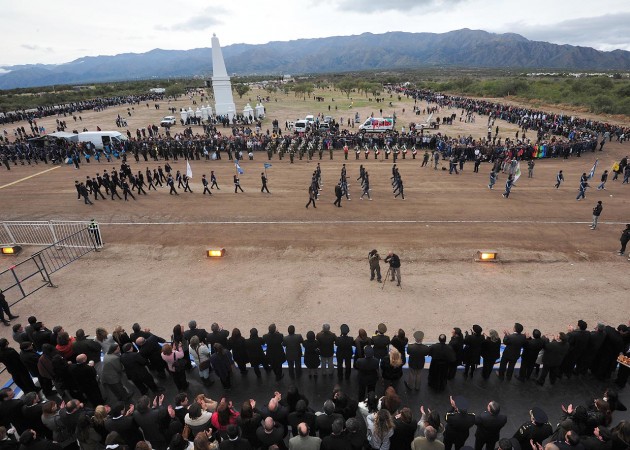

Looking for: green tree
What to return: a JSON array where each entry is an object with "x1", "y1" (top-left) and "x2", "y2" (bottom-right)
[
  {"x1": 234, "y1": 83, "x2": 250, "y2": 99},
  {"x1": 337, "y1": 79, "x2": 356, "y2": 98}
]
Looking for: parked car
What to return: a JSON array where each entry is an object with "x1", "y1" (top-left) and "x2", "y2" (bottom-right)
[{"x1": 160, "y1": 116, "x2": 176, "y2": 127}]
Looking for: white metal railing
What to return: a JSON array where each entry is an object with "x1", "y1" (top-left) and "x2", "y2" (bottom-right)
[{"x1": 0, "y1": 220, "x2": 104, "y2": 248}]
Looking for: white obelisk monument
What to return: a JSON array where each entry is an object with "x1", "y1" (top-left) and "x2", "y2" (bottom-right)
[{"x1": 211, "y1": 34, "x2": 236, "y2": 120}]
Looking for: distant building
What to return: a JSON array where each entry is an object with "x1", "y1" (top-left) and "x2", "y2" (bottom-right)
[{"x1": 149, "y1": 87, "x2": 166, "y2": 94}]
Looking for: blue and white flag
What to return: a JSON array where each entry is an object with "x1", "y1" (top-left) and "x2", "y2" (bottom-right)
[
  {"x1": 264, "y1": 163, "x2": 273, "y2": 169},
  {"x1": 235, "y1": 160, "x2": 244, "y2": 175},
  {"x1": 588, "y1": 159, "x2": 598, "y2": 179}
]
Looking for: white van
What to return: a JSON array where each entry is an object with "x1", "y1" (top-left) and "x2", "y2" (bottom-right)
[
  {"x1": 359, "y1": 117, "x2": 394, "y2": 133},
  {"x1": 294, "y1": 120, "x2": 309, "y2": 133},
  {"x1": 77, "y1": 131, "x2": 127, "y2": 150}
]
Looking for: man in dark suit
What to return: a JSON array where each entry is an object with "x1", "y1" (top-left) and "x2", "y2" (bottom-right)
[
  {"x1": 120, "y1": 343, "x2": 161, "y2": 395},
  {"x1": 129, "y1": 323, "x2": 152, "y2": 343},
  {"x1": 288, "y1": 400, "x2": 317, "y2": 437},
  {"x1": 30, "y1": 323, "x2": 53, "y2": 352},
  {"x1": 0, "y1": 339, "x2": 37, "y2": 394},
  {"x1": 497, "y1": 323, "x2": 526, "y2": 381},
  {"x1": 69, "y1": 354, "x2": 104, "y2": 407},
  {"x1": 565, "y1": 320, "x2": 590, "y2": 377},
  {"x1": 260, "y1": 394, "x2": 289, "y2": 436},
  {"x1": 263, "y1": 324, "x2": 286, "y2": 381},
  {"x1": 406, "y1": 331, "x2": 429, "y2": 390},
  {"x1": 219, "y1": 424, "x2": 252, "y2": 450},
  {"x1": 474, "y1": 401, "x2": 507, "y2": 450},
  {"x1": 104, "y1": 402, "x2": 143, "y2": 448},
  {"x1": 133, "y1": 395, "x2": 172, "y2": 450},
  {"x1": 316, "y1": 324, "x2": 336, "y2": 376},
  {"x1": 428, "y1": 334, "x2": 456, "y2": 392},
  {"x1": 536, "y1": 333, "x2": 570, "y2": 386},
  {"x1": 19, "y1": 342, "x2": 43, "y2": 388},
  {"x1": 207, "y1": 323, "x2": 230, "y2": 354},
  {"x1": 517, "y1": 329, "x2": 545, "y2": 381},
  {"x1": 72, "y1": 329, "x2": 102, "y2": 364},
  {"x1": 444, "y1": 396, "x2": 476, "y2": 450},
  {"x1": 183, "y1": 320, "x2": 207, "y2": 344},
  {"x1": 283, "y1": 325, "x2": 304, "y2": 379},
  {"x1": 320, "y1": 418, "x2": 349, "y2": 450},
  {"x1": 354, "y1": 346, "x2": 379, "y2": 400},
  {"x1": 315, "y1": 401, "x2": 344, "y2": 440},
  {"x1": 0, "y1": 388, "x2": 27, "y2": 434},
  {"x1": 136, "y1": 334, "x2": 167, "y2": 379},
  {"x1": 20, "y1": 393, "x2": 49, "y2": 440},
  {"x1": 58, "y1": 399, "x2": 91, "y2": 438},
  {"x1": 335, "y1": 324, "x2": 354, "y2": 381}
]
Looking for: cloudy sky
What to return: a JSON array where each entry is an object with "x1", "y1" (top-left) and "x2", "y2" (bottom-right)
[{"x1": 1, "y1": 0, "x2": 629, "y2": 67}]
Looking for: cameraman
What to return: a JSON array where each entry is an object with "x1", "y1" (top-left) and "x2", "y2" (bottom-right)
[
  {"x1": 384, "y1": 251, "x2": 401, "y2": 287},
  {"x1": 368, "y1": 249, "x2": 382, "y2": 283}
]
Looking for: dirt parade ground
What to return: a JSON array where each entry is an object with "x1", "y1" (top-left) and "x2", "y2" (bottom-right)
[{"x1": 0, "y1": 89, "x2": 629, "y2": 363}]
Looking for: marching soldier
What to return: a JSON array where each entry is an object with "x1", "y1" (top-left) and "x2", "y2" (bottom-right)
[{"x1": 202, "y1": 174, "x2": 212, "y2": 195}]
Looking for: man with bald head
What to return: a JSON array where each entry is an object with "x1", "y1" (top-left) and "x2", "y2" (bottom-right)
[
  {"x1": 256, "y1": 417, "x2": 287, "y2": 450},
  {"x1": 289, "y1": 423, "x2": 322, "y2": 450},
  {"x1": 261, "y1": 392, "x2": 289, "y2": 437},
  {"x1": 69, "y1": 353, "x2": 104, "y2": 407}
]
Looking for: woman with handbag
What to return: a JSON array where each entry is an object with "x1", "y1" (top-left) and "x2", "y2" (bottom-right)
[
  {"x1": 162, "y1": 343, "x2": 189, "y2": 391},
  {"x1": 190, "y1": 336, "x2": 213, "y2": 387}
]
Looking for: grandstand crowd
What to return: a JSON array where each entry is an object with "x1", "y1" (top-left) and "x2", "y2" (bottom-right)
[{"x1": 0, "y1": 317, "x2": 629, "y2": 450}]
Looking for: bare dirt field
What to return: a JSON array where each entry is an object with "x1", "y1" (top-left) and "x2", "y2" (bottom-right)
[{"x1": 0, "y1": 89, "x2": 628, "y2": 359}]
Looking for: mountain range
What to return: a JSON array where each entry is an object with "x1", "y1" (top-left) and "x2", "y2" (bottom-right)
[{"x1": 1, "y1": 29, "x2": 629, "y2": 89}]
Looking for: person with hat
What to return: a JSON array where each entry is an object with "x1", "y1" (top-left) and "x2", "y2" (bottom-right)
[
  {"x1": 443, "y1": 396, "x2": 476, "y2": 450},
  {"x1": 513, "y1": 407, "x2": 553, "y2": 449},
  {"x1": 372, "y1": 324, "x2": 390, "y2": 361},
  {"x1": 368, "y1": 250, "x2": 382, "y2": 283},
  {"x1": 497, "y1": 323, "x2": 526, "y2": 381},
  {"x1": 0, "y1": 339, "x2": 38, "y2": 395},
  {"x1": 335, "y1": 324, "x2": 354, "y2": 381},
  {"x1": 474, "y1": 401, "x2": 507, "y2": 450},
  {"x1": 406, "y1": 331, "x2": 429, "y2": 391}
]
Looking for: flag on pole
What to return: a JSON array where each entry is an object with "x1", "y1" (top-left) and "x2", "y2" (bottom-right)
[
  {"x1": 588, "y1": 159, "x2": 598, "y2": 179},
  {"x1": 186, "y1": 160, "x2": 193, "y2": 178},
  {"x1": 235, "y1": 160, "x2": 244, "y2": 175},
  {"x1": 513, "y1": 162, "x2": 521, "y2": 183},
  {"x1": 264, "y1": 163, "x2": 272, "y2": 169}
]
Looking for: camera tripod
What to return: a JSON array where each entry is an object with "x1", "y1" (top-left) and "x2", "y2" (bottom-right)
[{"x1": 381, "y1": 267, "x2": 401, "y2": 290}]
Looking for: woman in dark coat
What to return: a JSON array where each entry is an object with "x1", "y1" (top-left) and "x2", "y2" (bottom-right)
[
  {"x1": 209, "y1": 344, "x2": 235, "y2": 389},
  {"x1": 390, "y1": 329, "x2": 408, "y2": 365},
  {"x1": 481, "y1": 330, "x2": 502, "y2": 380},
  {"x1": 237, "y1": 400, "x2": 263, "y2": 449},
  {"x1": 245, "y1": 328, "x2": 269, "y2": 377},
  {"x1": 227, "y1": 328, "x2": 249, "y2": 374},
  {"x1": 462, "y1": 324, "x2": 484, "y2": 379},
  {"x1": 303, "y1": 331, "x2": 320, "y2": 378},
  {"x1": 353, "y1": 329, "x2": 372, "y2": 364}
]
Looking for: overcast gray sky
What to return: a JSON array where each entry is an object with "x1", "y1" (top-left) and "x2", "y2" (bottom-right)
[{"x1": 1, "y1": 0, "x2": 629, "y2": 67}]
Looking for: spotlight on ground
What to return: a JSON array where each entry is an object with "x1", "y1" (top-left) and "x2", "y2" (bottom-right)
[
  {"x1": 475, "y1": 250, "x2": 498, "y2": 262},
  {"x1": 1, "y1": 245, "x2": 22, "y2": 256},
  {"x1": 206, "y1": 248, "x2": 225, "y2": 258}
]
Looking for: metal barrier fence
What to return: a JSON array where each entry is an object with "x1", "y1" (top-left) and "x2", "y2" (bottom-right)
[
  {"x1": 0, "y1": 227, "x2": 100, "y2": 306},
  {"x1": 0, "y1": 220, "x2": 104, "y2": 248}
]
